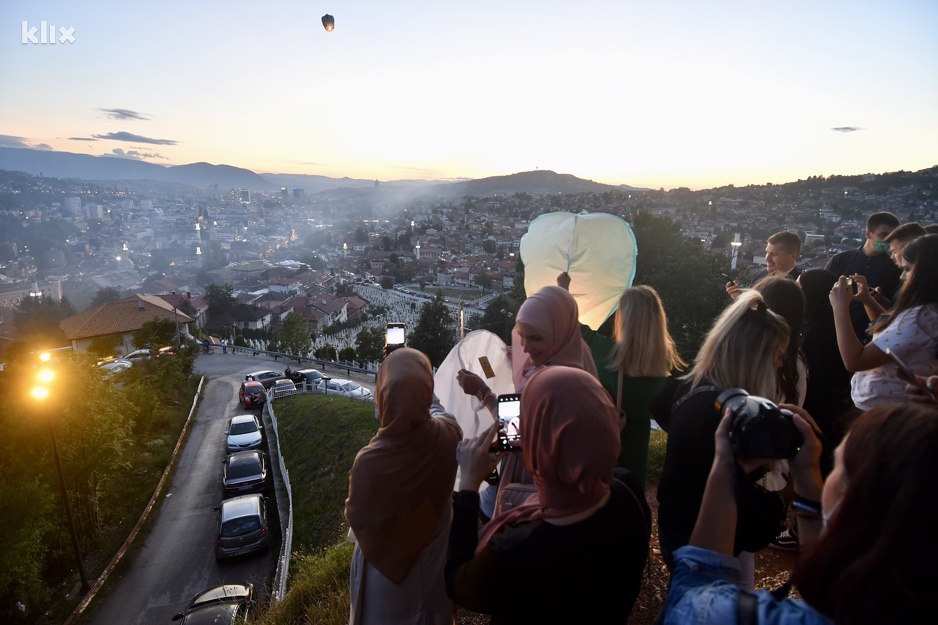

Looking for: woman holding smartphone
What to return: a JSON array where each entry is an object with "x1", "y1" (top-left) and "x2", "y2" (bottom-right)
[
  {"x1": 831, "y1": 233, "x2": 938, "y2": 410},
  {"x1": 446, "y1": 366, "x2": 650, "y2": 624}
]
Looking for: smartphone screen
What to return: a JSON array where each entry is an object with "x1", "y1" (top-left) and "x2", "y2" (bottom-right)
[
  {"x1": 385, "y1": 323, "x2": 405, "y2": 346},
  {"x1": 497, "y1": 394, "x2": 522, "y2": 443}
]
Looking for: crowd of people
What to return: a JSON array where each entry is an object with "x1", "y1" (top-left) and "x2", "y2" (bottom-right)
[{"x1": 343, "y1": 211, "x2": 938, "y2": 624}]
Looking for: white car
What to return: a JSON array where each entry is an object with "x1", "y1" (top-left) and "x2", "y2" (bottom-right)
[
  {"x1": 99, "y1": 359, "x2": 132, "y2": 376},
  {"x1": 225, "y1": 415, "x2": 263, "y2": 453},
  {"x1": 316, "y1": 378, "x2": 374, "y2": 402},
  {"x1": 271, "y1": 379, "x2": 297, "y2": 397}
]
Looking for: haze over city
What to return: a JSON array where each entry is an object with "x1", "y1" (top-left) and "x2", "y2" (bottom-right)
[{"x1": 2, "y1": 0, "x2": 937, "y2": 190}]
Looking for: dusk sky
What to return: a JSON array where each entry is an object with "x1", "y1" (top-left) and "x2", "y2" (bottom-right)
[{"x1": 2, "y1": 1, "x2": 936, "y2": 189}]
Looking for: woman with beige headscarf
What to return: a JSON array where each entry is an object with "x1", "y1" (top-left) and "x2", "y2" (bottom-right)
[{"x1": 345, "y1": 348, "x2": 462, "y2": 625}]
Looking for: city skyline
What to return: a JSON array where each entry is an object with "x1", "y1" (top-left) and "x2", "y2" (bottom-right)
[{"x1": 2, "y1": 0, "x2": 937, "y2": 190}]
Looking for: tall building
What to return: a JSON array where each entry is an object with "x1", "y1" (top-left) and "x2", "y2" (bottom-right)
[{"x1": 65, "y1": 196, "x2": 81, "y2": 215}]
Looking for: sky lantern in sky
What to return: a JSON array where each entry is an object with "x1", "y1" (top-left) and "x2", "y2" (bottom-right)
[{"x1": 322, "y1": 14, "x2": 335, "y2": 31}]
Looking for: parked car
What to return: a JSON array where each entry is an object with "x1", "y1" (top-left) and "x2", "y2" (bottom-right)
[
  {"x1": 155, "y1": 345, "x2": 176, "y2": 359},
  {"x1": 99, "y1": 359, "x2": 132, "y2": 376},
  {"x1": 225, "y1": 415, "x2": 262, "y2": 453},
  {"x1": 316, "y1": 378, "x2": 374, "y2": 402},
  {"x1": 213, "y1": 494, "x2": 269, "y2": 561},
  {"x1": 222, "y1": 450, "x2": 267, "y2": 498},
  {"x1": 172, "y1": 583, "x2": 255, "y2": 624},
  {"x1": 271, "y1": 379, "x2": 296, "y2": 397},
  {"x1": 287, "y1": 368, "x2": 324, "y2": 388},
  {"x1": 238, "y1": 381, "x2": 266, "y2": 410},
  {"x1": 122, "y1": 349, "x2": 151, "y2": 364},
  {"x1": 245, "y1": 370, "x2": 284, "y2": 389}
]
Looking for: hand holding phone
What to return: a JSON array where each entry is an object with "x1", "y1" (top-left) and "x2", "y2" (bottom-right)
[
  {"x1": 886, "y1": 348, "x2": 936, "y2": 400},
  {"x1": 385, "y1": 323, "x2": 405, "y2": 346},
  {"x1": 490, "y1": 394, "x2": 522, "y2": 452}
]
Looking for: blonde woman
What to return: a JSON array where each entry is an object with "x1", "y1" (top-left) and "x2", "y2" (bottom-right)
[
  {"x1": 651, "y1": 290, "x2": 790, "y2": 585},
  {"x1": 580, "y1": 284, "x2": 685, "y2": 489}
]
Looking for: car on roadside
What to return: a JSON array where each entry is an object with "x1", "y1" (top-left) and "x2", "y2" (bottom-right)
[
  {"x1": 98, "y1": 359, "x2": 132, "y2": 376},
  {"x1": 245, "y1": 370, "x2": 284, "y2": 389},
  {"x1": 316, "y1": 378, "x2": 374, "y2": 402},
  {"x1": 122, "y1": 349, "x2": 152, "y2": 364},
  {"x1": 225, "y1": 415, "x2": 262, "y2": 453},
  {"x1": 222, "y1": 450, "x2": 267, "y2": 498},
  {"x1": 213, "y1": 494, "x2": 270, "y2": 561},
  {"x1": 286, "y1": 368, "x2": 324, "y2": 389},
  {"x1": 271, "y1": 379, "x2": 296, "y2": 397},
  {"x1": 172, "y1": 583, "x2": 255, "y2": 624},
  {"x1": 238, "y1": 381, "x2": 266, "y2": 410}
]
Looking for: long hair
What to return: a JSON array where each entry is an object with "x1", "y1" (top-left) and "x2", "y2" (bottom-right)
[
  {"x1": 681, "y1": 290, "x2": 789, "y2": 399},
  {"x1": 798, "y1": 269, "x2": 838, "y2": 327},
  {"x1": 608, "y1": 285, "x2": 686, "y2": 377},
  {"x1": 871, "y1": 234, "x2": 938, "y2": 335},
  {"x1": 793, "y1": 403, "x2": 938, "y2": 623},
  {"x1": 753, "y1": 275, "x2": 806, "y2": 404}
]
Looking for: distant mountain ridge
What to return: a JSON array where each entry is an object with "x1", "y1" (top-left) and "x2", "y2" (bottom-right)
[{"x1": 0, "y1": 147, "x2": 647, "y2": 197}]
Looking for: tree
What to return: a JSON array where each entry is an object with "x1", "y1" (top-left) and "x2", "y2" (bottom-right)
[
  {"x1": 338, "y1": 346, "x2": 357, "y2": 362},
  {"x1": 278, "y1": 313, "x2": 313, "y2": 357},
  {"x1": 204, "y1": 283, "x2": 235, "y2": 320},
  {"x1": 482, "y1": 239, "x2": 497, "y2": 254},
  {"x1": 354, "y1": 227, "x2": 368, "y2": 242},
  {"x1": 478, "y1": 295, "x2": 515, "y2": 344},
  {"x1": 355, "y1": 326, "x2": 384, "y2": 365},
  {"x1": 408, "y1": 293, "x2": 456, "y2": 367},
  {"x1": 473, "y1": 270, "x2": 492, "y2": 291},
  {"x1": 90, "y1": 287, "x2": 121, "y2": 308},
  {"x1": 132, "y1": 317, "x2": 177, "y2": 351},
  {"x1": 12, "y1": 294, "x2": 72, "y2": 346},
  {"x1": 314, "y1": 345, "x2": 337, "y2": 360},
  {"x1": 380, "y1": 276, "x2": 394, "y2": 289},
  {"x1": 631, "y1": 212, "x2": 729, "y2": 358},
  {"x1": 88, "y1": 334, "x2": 122, "y2": 358}
]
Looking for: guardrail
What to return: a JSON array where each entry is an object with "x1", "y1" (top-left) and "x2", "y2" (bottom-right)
[
  {"x1": 224, "y1": 345, "x2": 378, "y2": 380},
  {"x1": 264, "y1": 379, "x2": 374, "y2": 603}
]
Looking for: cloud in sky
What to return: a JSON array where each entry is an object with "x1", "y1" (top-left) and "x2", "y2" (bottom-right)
[
  {"x1": 100, "y1": 108, "x2": 149, "y2": 121},
  {"x1": 831, "y1": 127, "x2": 864, "y2": 133},
  {"x1": 92, "y1": 131, "x2": 178, "y2": 145},
  {"x1": 35, "y1": 144, "x2": 53, "y2": 150},
  {"x1": 69, "y1": 136, "x2": 99, "y2": 141},
  {"x1": 0, "y1": 135, "x2": 30, "y2": 148},
  {"x1": 106, "y1": 148, "x2": 167, "y2": 160}
]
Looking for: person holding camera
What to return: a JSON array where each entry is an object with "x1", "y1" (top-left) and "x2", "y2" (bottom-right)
[
  {"x1": 446, "y1": 366, "x2": 650, "y2": 624},
  {"x1": 652, "y1": 290, "x2": 791, "y2": 588},
  {"x1": 345, "y1": 348, "x2": 462, "y2": 625},
  {"x1": 832, "y1": 233, "x2": 938, "y2": 411},
  {"x1": 665, "y1": 402, "x2": 938, "y2": 624}
]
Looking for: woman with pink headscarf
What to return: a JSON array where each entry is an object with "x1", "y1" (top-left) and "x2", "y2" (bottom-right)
[
  {"x1": 346, "y1": 348, "x2": 462, "y2": 625},
  {"x1": 456, "y1": 285, "x2": 599, "y2": 520},
  {"x1": 445, "y1": 367, "x2": 650, "y2": 624}
]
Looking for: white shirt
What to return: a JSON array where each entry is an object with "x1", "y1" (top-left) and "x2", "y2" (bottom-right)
[{"x1": 852, "y1": 305, "x2": 938, "y2": 410}]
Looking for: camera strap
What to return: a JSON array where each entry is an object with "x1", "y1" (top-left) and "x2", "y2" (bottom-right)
[{"x1": 670, "y1": 384, "x2": 719, "y2": 413}]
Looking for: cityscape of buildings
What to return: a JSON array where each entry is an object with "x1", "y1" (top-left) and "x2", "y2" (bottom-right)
[{"x1": 1, "y1": 166, "x2": 936, "y2": 352}]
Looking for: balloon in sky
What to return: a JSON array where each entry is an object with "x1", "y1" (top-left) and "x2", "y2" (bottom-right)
[{"x1": 520, "y1": 211, "x2": 637, "y2": 330}]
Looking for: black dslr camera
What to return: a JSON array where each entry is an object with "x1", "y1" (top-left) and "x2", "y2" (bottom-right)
[{"x1": 715, "y1": 388, "x2": 802, "y2": 459}]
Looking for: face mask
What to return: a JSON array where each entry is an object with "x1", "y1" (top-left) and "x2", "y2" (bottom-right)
[{"x1": 873, "y1": 240, "x2": 890, "y2": 253}]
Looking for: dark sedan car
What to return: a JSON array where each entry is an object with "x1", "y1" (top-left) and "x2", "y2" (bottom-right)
[
  {"x1": 172, "y1": 583, "x2": 254, "y2": 624},
  {"x1": 223, "y1": 450, "x2": 267, "y2": 498},
  {"x1": 214, "y1": 494, "x2": 269, "y2": 561},
  {"x1": 245, "y1": 370, "x2": 284, "y2": 389},
  {"x1": 287, "y1": 368, "x2": 324, "y2": 389},
  {"x1": 239, "y1": 381, "x2": 266, "y2": 409}
]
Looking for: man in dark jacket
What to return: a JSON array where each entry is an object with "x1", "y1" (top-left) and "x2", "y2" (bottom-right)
[{"x1": 824, "y1": 211, "x2": 901, "y2": 340}]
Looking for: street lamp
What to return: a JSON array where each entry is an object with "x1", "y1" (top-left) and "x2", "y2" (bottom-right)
[{"x1": 32, "y1": 354, "x2": 90, "y2": 593}]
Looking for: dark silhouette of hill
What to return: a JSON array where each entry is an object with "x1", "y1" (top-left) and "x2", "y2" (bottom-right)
[
  {"x1": 0, "y1": 148, "x2": 645, "y2": 196},
  {"x1": 0, "y1": 148, "x2": 275, "y2": 190}
]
